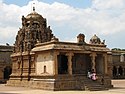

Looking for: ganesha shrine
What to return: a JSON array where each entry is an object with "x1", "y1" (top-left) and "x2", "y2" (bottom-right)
[{"x1": 7, "y1": 8, "x2": 113, "y2": 91}]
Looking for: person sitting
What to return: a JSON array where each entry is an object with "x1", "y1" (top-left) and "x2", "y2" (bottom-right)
[
  {"x1": 91, "y1": 72, "x2": 97, "y2": 81},
  {"x1": 87, "y1": 71, "x2": 92, "y2": 78}
]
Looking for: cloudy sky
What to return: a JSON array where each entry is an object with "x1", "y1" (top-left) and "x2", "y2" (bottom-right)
[{"x1": 0, "y1": 0, "x2": 125, "y2": 49}]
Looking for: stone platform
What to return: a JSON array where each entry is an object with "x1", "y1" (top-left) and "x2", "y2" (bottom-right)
[
  {"x1": 0, "y1": 80, "x2": 125, "y2": 94},
  {"x1": 7, "y1": 75, "x2": 112, "y2": 91}
]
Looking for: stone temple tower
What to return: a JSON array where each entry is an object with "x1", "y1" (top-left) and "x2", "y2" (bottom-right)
[
  {"x1": 14, "y1": 7, "x2": 53, "y2": 53},
  {"x1": 7, "y1": 7, "x2": 55, "y2": 84}
]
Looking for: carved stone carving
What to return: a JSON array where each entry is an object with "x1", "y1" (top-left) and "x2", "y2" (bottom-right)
[
  {"x1": 77, "y1": 33, "x2": 86, "y2": 44},
  {"x1": 14, "y1": 10, "x2": 54, "y2": 53},
  {"x1": 89, "y1": 34, "x2": 105, "y2": 45}
]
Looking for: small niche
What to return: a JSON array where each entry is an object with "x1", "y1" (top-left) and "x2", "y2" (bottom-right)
[{"x1": 44, "y1": 65, "x2": 47, "y2": 73}]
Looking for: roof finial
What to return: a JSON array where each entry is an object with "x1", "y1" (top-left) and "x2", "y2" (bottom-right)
[{"x1": 33, "y1": 3, "x2": 35, "y2": 12}]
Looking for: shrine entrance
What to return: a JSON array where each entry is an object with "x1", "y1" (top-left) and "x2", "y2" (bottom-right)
[
  {"x1": 4, "y1": 66, "x2": 12, "y2": 80},
  {"x1": 96, "y1": 54, "x2": 104, "y2": 74},
  {"x1": 72, "y1": 53, "x2": 104, "y2": 75},
  {"x1": 85, "y1": 54, "x2": 92, "y2": 73},
  {"x1": 72, "y1": 53, "x2": 91, "y2": 75},
  {"x1": 58, "y1": 54, "x2": 68, "y2": 74}
]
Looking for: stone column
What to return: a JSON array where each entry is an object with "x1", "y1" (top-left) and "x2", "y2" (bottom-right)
[
  {"x1": 120, "y1": 53, "x2": 124, "y2": 62},
  {"x1": 116, "y1": 66, "x2": 119, "y2": 76},
  {"x1": 66, "y1": 53, "x2": 74, "y2": 75},
  {"x1": 53, "y1": 51, "x2": 59, "y2": 75},
  {"x1": 0, "y1": 68, "x2": 4, "y2": 80},
  {"x1": 103, "y1": 54, "x2": 108, "y2": 74},
  {"x1": 90, "y1": 53, "x2": 97, "y2": 72},
  {"x1": 107, "y1": 52, "x2": 112, "y2": 77},
  {"x1": 122, "y1": 68, "x2": 125, "y2": 76}
]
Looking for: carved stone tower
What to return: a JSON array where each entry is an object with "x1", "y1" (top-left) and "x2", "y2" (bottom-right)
[
  {"x1": 7, "y1": 8, "x2": 55, "y2": 86},
  {"x1": 14, "y1": 7, "x2": 53, "y2": 53}
]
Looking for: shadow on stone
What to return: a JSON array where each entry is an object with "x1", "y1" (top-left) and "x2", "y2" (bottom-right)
[{"x1": 0, "y1": 80, "x2": 7, "y2": 84}]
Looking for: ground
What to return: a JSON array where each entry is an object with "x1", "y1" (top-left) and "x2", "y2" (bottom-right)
[{"x1": 0, "y1": 80, "x2": 125, "y2": 94}]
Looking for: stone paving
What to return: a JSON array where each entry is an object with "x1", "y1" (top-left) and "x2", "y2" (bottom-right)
[{"x1": 0, "y1": 80, "x2": 125, "y2": 94}]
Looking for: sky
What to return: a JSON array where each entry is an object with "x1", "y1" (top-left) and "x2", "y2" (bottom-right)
[{"x1": 0, "y1": 0, "x2": 125, "y2": 49}]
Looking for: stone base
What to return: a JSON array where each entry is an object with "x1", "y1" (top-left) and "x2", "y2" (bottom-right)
[{"x1": 7, "y1": 75, "x2": 113, "y2": 91}]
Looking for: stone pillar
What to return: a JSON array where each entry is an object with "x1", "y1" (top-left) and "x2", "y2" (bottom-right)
[
  {"x1": 53, "y1": 51, "x2": 59, "y2": 75},
  {"x1": 103, "y1": 54, "x2": 108, "y2": 74},
  {"x1": 122, "y1": 68, "x2": 125, "y2": 76},
  {"x1": 107, "y1": 52, "x2": 112, "y2": 77},
  {"x1": 90, "y1": 53, "x2": 97, "y2": 72},
  {"x1": 66, "y1": 53, "x2": 74, "y2": 75},
  {"x1": 120, "y1": 53, "x2": 124, "y2": 62},
  {"x1": 116, "y1": 66, "x2": 119, "y2": 76},
  {"x1": 0, "y1": 68, "x2": 4, "y2": 80}
]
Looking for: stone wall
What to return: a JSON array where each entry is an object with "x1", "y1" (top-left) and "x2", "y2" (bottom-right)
[
  {"x1": 0, "y1": 47, "x2": 13, "y2": 65},
  {"x1": 0, "y1": 45, "x2": 13, "y2": 82},
  {"x1": 36, "y1": 52, "x2": 54, "y2": 75}
]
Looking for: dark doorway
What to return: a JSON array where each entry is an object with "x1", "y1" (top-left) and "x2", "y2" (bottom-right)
[
  {"x1": 113, "y1": 66, "x2": 117, "y2": 77},
  {"x1": 58, "y1": 54, "x2": 68, "y2": 74},
  {"x1": 72, "y1": 53, "x2": 91, "y2": 75},
  {"x1": 96, "y1": 54, "x2": 103, "y2": 74},
  {"x1": 118, "y1": 66, "x2": 123, "y2": 76},
  {"x1": 85, "y1": 54, "x2": 91, "y2": 73},
  {"x1": 4, "y1": 66, "x2": 12, "y2": 80}
]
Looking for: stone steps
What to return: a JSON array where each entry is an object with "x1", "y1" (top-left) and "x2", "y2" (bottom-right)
[
  {"x1": 83, "y1": 78, "x2": 108, "y2": 91},
  {"x1": 85, "y1": 84, "x2": 108, "y2": 91}
]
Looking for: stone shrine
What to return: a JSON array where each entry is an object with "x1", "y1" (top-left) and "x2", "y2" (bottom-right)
[{"x1": 7, "y1": 8, "x2": 113, "y2": 91}]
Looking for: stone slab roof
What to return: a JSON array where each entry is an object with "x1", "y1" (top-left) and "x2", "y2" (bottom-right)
[
  {"x1": 32, "y1": 41, "x2": 110, "y2": 52},
  {"x1": 0, "y1": 45, "x2": 13, "y2": 52}
]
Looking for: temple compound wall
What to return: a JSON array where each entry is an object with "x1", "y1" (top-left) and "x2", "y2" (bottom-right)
[
  {"x1": 0, "y1": 45, "x2": 13, "y2": 83},
  {"x1": 7, "y1": 8, "x2": 113, "y2": 91},
  {"x1": 111, "y1": 49, "x2": 125, "y2": 79}
]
